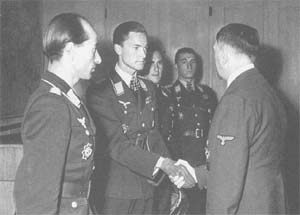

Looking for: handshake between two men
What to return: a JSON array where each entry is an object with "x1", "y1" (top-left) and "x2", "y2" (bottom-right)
[{"x1": 159, "y1": 158, "x2": 199, "y2": 189}]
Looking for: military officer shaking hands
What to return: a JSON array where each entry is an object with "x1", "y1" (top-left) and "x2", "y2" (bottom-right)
[
  {"x1": 176, "y1": 23, "x2": 287, "y2": 214},
  {"x1": 87, "y1": 21, "x2": 196, "y2": 214},
  {"x1": 14, "y1": 13, "x2": 101, "y2": 215}
]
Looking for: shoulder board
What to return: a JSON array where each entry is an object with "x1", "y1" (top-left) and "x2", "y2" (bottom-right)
[
  {"x1": 49, "y1": 86, "x2": 62, "y2": 95},
  {"x1": 196, "y1": 84, "x2": 204, "y2": 93},
  {"x1": 160, "y1": 86, "x2": 170, "y2": 97}
]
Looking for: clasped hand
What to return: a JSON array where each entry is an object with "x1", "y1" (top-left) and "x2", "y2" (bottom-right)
[{"x1": 160, "y1": 158, "x2": 197, "y2": 189}]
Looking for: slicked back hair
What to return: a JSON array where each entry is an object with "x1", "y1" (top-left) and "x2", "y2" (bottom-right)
[
  {"x1": 43, "y1": 13, "x2": 91, "y2": 62},
  {"x1": 175, "y1": 47, "x2": 197, "y2": 64},
  {"x1": 216, "y1": 23, "x2": 259, "y2": 58},
  {"x1": 113, "y1": 21, "x2": 147, "y2": 46}
]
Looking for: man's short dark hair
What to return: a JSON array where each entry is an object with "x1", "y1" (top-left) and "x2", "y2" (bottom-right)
[
  {"x1": 113, "y1": 21, "x2": 147, "y2": 45},
  {"x1": 174, "y1": 47, "x2": 197, "y2": 64},
  {"x1": 216, "y1": 23, "x2": 259, "y2": 58},
  {"x1": 43, "y1": 13, "x2": 91, "y2": 62}
]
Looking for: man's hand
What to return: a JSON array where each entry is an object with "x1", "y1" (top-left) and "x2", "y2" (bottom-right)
[
  {"x1": 175, "y1": 159, "x2": 197, "y2": 182},
  {"x1": 169, "y1": 159, "x2": 197, "y2": 189},
  {"x1": 169, "y1": 164, "x2": 196, "y2": 188},
  {"x1": 159, "y1": 158, "x2": 178, "y2": 177},
  {"x1": 159, "y1": 158, "x2": 195, "y2": 188}
]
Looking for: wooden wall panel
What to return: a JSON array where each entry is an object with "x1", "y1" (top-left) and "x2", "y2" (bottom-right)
[
  {"x1": 0, "y1": 182, "x2": 15, "y2": 215},
  {"x1": 0, "y1": 144, "x2": 23, "y2": 180},
  {"x1": 0, "y1": 145, "x2": 23, "y2": 215},
  {"x1": 165, "y1": 0, "x2": 211, "y2": 85},
  {"x1": 276, "y1": 4, "x2": 300, "y2": 213},
  {"x1": 0, "y1": 1, "x2": 42, "y2": 117}
]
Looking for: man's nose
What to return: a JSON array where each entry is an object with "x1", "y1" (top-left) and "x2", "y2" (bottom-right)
[
  {"x1": 154, "y1": 63, "x2": 159, "y2": 72},
  {"x1": 95, "y1": 50, "x2": 101, "y2": 64},
  {"x1": 140, "y1": 48, "x2": 146, "y2": 58}
]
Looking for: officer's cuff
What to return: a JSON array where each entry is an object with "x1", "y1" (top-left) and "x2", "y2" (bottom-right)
[
  {"x1": 153, "y1": 156, "x2": 165, "y2": 176},
  {"x1": 195, "y1": 165, "x2": 208, "y2": 189}
]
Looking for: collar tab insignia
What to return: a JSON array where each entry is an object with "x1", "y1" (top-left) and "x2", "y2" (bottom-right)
[{"x1": 112, "y1": 81, "x2": 124, "y2": 96}]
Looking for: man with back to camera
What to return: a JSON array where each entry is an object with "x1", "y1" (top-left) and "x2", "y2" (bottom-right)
[
  {"x1": 176, "y1": 23, "x2": 288, "y2": 214},
  {"x1": 206, "y1": 23, "x2": 287, "y2": 214},
  {"x1": 14, "y1": 13, "x2": 101, "y2": 215},
  {"x1": 86, "y1": 21, "x2": 196, "y2": 214},
  {"x1": 166, "y1": 47, "x2": 217, "y2": 214}
]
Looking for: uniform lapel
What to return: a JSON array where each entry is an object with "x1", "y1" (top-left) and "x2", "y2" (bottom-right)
[
  {"x1": 110, "y1": 70, "x2": 137, "y2": 105},
  {"x1": 81, "y1": 102, "x2": 96, "y2": 134}
]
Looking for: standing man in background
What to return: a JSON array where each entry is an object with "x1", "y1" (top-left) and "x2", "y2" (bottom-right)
[
  {"x1": 14, "y1": 13, "x2": 101, "y2": 215},
  {"x1": 87, "y1": 21, "x2": 195, "y2": 215},
  {"x1": 142, "y1": 42, "x2": 173, "y2": 148},
  {"x1": 142, "y1": 43, "x2": 178, "y2": 214},
  {"x1": 206, "y1": 23, "x2": 287, "y2": 214},
  {"x1": 168, "y1": 47, "x2": 218, "y2": 214}
]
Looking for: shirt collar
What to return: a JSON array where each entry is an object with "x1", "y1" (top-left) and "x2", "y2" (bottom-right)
[
  {"x1": 178, "y1": 79, "x2": 195, "y2": 91},
  {"x1": 227, "y1": 63, "x2": 255, "y2": 88},
  {"x1": 115, "y1": 64, "x2": 136, "y2": 87}
]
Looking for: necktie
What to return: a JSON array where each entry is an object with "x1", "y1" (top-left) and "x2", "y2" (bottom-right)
[
  {"x1": 130, "y1": 76, "x2": 141, "y2": 94},
  {"x1": 186, "y1": 81, "x2": 193, "y2": 92}
]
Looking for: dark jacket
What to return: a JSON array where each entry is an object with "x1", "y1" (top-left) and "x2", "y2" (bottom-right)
[
  {"x1": 86, "y1": 69, "x2": 169, "y2": 200},
  {"x1": 14, "y1": 71, "x2": 96, "y2": 215},
  {"x1": 206, "y1": 69, "x2": 287, "y2": 214},
  {"x1": 168, "y1": 80, "x2": 217, "y2": 166}
]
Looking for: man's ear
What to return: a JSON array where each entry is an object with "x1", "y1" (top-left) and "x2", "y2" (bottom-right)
[
  {"x1": 219, "y1": 45, "x2": 229, "y2": 66},
  {"x1": 64, "y1": 42, "x2": 74, "y2": 55},
  {"x1": 114, "y1": 43, "x2": 122, "y2": 56}
]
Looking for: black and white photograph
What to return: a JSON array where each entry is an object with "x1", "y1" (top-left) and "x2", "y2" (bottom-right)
[{"x1": 0, "y1": 0, "x2": 299, "y2": 214}]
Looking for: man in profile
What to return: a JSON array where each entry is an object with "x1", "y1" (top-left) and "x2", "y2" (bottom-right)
[{"x1": 14, "y1": 13, "x2": 101, "y2": 215}]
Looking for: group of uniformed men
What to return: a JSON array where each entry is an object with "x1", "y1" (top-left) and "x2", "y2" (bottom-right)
[{"x1": 14, "y1": 12, "x2": 287, "y2": 215}]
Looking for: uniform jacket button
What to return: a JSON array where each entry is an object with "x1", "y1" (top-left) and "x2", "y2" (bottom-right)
[{"x1": 71, "y1": 201, "x2": 78, "y2": 208}]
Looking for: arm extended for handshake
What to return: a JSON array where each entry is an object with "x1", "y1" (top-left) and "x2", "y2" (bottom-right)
[{"x1": 159, "y1": 158, "x2": 208, "y2": 189}]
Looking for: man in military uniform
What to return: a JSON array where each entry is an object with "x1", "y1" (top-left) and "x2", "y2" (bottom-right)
[
  {"x1": 14, "y1": 13, "x2": 101, "y2": 215},
  {"x1": 87, "y1": 21, "x2": 195, "y2": 215},
  {"x1": 168, "y1": 47, "x2": 218, "y2": 214},
  {"x1": 141, "y1": 42, "x2": 173, "y2": 150},
  {"x1": 142, "y1": 44, "x2": 184, "y2": 214}
]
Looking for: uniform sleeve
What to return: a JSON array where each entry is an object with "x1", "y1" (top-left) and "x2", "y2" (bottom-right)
[
  {"x1": 195, "y1": 165, "x2": 208, "y2": 189},
  {"x1": 206, "y1": 95, "x2": 256, "y2": 214},
  {"x1": 87, "y1": 89, "x2": 160, "y2": 179},
  {"x1": 19, "y1": 95, "x2": 70, "y2": 214}
]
